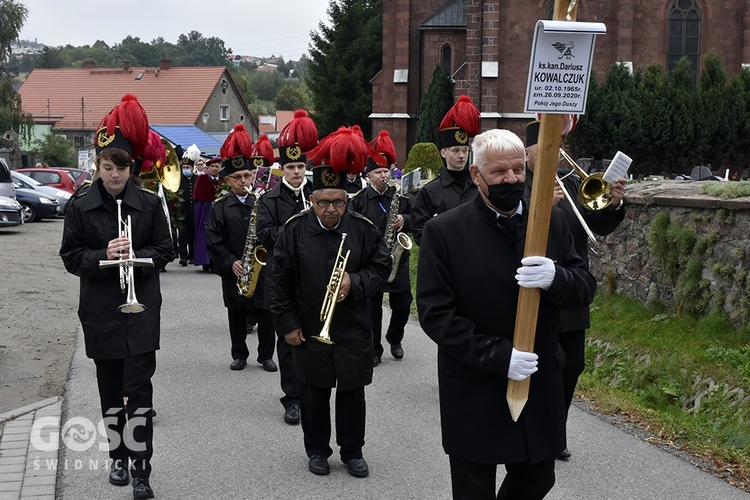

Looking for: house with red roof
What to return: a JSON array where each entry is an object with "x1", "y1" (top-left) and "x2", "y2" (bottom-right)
[{"x1": 18, "y1": 60, "x2": 258, "y2": 159}]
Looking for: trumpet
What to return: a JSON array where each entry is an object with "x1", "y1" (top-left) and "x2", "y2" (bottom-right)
[
  {"x1": 98, "y1": 200, "x2": 154, "y2": 313},
  {"x1": 558, "y1": 148, "x2": 613, "y2": 211},
  {"x1": 314, "y1": 232, "x2": 351, "y2": 345}
]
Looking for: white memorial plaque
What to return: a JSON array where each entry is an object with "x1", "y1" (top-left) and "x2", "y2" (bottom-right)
[{"x1": 524, "y1": 20, "x2": 606, "y2": 114}]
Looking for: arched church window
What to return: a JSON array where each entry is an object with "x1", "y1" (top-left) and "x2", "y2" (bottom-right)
[
  {"x1": 441, "y1": 45, "x2": 452, "y2": 73},
  {"x1": 667, "y1": 0, "x2": 701, "y2": 81}
]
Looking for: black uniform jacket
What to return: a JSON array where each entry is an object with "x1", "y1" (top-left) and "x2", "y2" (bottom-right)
[
  {"x1": 349, "y1": 184, "x2": 412, "y2": 293},
  {"x1": 410, "y1": 165, "x2": 478, "y2": 245},
  {"x1": 256, "y1": 180, "x2": 313, "y2": 310},
  {"x1": 269, "y1": 209, "x2": 391, "y2": 391},
  {"x1": 179, "y1": 172, "x2": 196, "y2": 223},
  {"x1": 525, "y1": 169, "x2": 624, "y2": 331},
  {"x1": 60, "y1": 179, "x2": 173, "y2": 360},
  {"x1": 207, "y1": 192, "x2": 258, "y2": 309},
  {"x1": 417, "y1": 195, "x2": 597, "y2": 464}
]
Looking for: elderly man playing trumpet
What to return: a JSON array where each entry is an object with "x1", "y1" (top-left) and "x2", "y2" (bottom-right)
[{"x1": 269, "y1": 127, "x2": 391, "y2": 478}]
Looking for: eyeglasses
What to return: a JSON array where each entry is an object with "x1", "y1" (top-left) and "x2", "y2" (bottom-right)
[
  {"x1": 196, "y1": 161, "x2": 206, "y2": 166},
  {"x1": 315, "y1": 199, "x2": 346, "y2": 208},
  {"x1": 227, "y1": 173, "x2": 254, "y2": 181}
]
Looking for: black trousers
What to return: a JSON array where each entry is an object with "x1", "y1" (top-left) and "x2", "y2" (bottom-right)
[
  {"x1": 227, "y1": 307, "x2": 275, "y2": 361},
  {"x1": 448, "y1": 456, "x2": 555, "y2": 500},
  {"x1": 299, "y1": 383, "x2": 365, "y2": 462},
  {"x1": 277, "y1": 335, "x2": 299, "y2": 409},
  {"x1": 94, "y1": 351, "x2": 156, "y2": 479},
  {"x1": 370, "y1": 289, "x2": 412, "y2": 357},
  {"x1": 177, "y1": 216, "x2": 194, "y2": 261},
  {"x1": 560, "y1": 329, "x2": 586, "y2": 414}
]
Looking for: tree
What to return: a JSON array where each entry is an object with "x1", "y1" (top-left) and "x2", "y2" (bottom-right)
[
  {"x1": 274, "y1": 84, "x2": 308, "y2": 110},
  {"x1": 0, "y1": 0, "x2": 33, "y2": 147},
  {"x1": 306, "y1": 0, "x2": 382, "y2": 137},
  {"x1": 404, "y1": 142, "x2": 443, "y2": 179},
  {"x1": 415, "y1": 65, "x2": 454, "y2": 146},
  {"x1": 36, "y1": 46, "x2": 68, "y2": 69},
  {"x1": 31, "y1": 133, "x2": 76, "y2": 167},
  {"x1": 0, "y1": 0, "x2": 28, "y2": 65}
]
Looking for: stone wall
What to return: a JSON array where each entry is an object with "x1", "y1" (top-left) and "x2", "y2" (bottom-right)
[{"x1": 589, "y1": 180, "x2": 750, "y2": 325}]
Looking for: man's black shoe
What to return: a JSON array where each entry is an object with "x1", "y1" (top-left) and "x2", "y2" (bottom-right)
[
  {"x1": 260, "y1": 359, "x2": 278, "y2": 372},
  {"x1": 557, "y1": 447, "x2": 571, "y2": 460},
  {"x1": 308, "y1": 454, "x2": 330, "y2": 475},
  {"x1": 344, "y1": 457, "x2": 369, "y2": 478},
  {"x1": 284, "y1": 404, "x2": 301, "y2": 424},
  {"x1": 373, "y1": 356, "x2": 381, "y2": 367},
  {"x1": 109, "y1": 459, "x2": 129, "y2": 486},
  {"x1": 179, "y1": 260, "x2": 187, "y2": 267},
  {"x1": 230, "y1": 358, "x2": 247, "y2": 370},
  {"x1": 132, "y1": 477, "x2": 154, "y2": 499},
  {"x1": 390, "y1": 343, "x2": 404, "y2": 360}
]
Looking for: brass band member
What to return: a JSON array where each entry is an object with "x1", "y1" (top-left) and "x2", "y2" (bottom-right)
[
  {"x1": 60, "y1": 95, "x2": 172, "y2": 500},
  {"x1": 417, "y1": 129, "x2": 596, "y2": 499},
  {"x1": 193, "y1": 155, "x2": 222, "y2": 271},
  {"x1": 269, "y1": 127, "x2": 391, "y2": 478},
  {"x1": 524, "y1": 120, "x2": 626, "y2": 460},
  {"x1": 257, "y1": 110, "x2": 318, "y2": 425},
  {"x1": 349, "y1": 130, "x2": 412, "y2": 365},
  {"x1": 410, "y1": 95, "x2": 480, "y2": 245},
  {"x1": 207, "y1": 125, "x2": 277, "y2": 372}
]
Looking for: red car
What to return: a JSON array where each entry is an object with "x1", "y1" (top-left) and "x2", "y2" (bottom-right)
[
  {"x1": 59, "y1": 168, "x2": 92, "y2": 188},
  {"x1": 16, "y1": 168, "x2": 77, "y2": 194}
]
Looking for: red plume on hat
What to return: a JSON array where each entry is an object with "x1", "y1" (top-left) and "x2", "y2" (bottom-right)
[
  {"x1": 370, "y1": 130, "x2": 397, "y2": 165},
  {"x1": 439, "y1": 95, "x2": 481, "y2": 137},
  {"x1": 97, "y1": 94, "x2": 150, "y2": 157},
  {"x1": 351, "y1": 125, "x2": 366, "y2": 140},
  {"x1": 139, "y1": 130, "x2": 167, "y2": 174},
  {"x1": 306, "y1": 126, "x2": 382, "y2": 174},
  {"x1": 278, "y1": 110, "x2": 318, "y2": 151},
  {"x1": 251, "y1": 134, "x2": 274, "y2": 165},
  {"x1": 220, "y1": 123, "x2": 254, "y2": 159}
]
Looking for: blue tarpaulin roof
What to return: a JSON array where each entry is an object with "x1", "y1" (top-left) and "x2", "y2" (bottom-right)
[{"x1": 151, "y1": 125, "x2": 223, "y2": 158}]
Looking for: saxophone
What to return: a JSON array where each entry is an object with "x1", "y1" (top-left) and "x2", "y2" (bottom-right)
[
  {"x1": 385, "y1": 185, "x2": 413, "y2": 283},
  {"x1": 236, "y1": 188, "x2": 267, "y2": 297}
]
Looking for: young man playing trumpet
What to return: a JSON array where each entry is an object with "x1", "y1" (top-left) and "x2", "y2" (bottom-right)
[{"x1": 269, "y1": 127, "x2": 391, "y2": 478}]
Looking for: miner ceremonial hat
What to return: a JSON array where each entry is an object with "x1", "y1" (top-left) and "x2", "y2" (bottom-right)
[
  {"x1": 278, "y1": 110, "x2": 318, "y2": 166},
  {"x1": 439, "y1": 95, "x2": 481, "y2": 149},
  {"x1": 525, "y1": 120, "x2": 540, "y2": 147},
  {"x1": 526, "y1": 115, "x2": 577, "y2": 148},
  {"x1": 250, "y1": 134, "x2": 275, "y2": 168},
  {"x1": 365, "y1": 130, "x2": 396, "y2": 174},
  {"x1": 306, "y1": 126, "x2": 383, "y2": 190},
  {"x1": 95, "y1": 94, "x2": 150, "y2": 158},
  {"x1": 219, "y1": 124, "x2": 255, "y2": 177},
  {"x1": 135, "y1": 130, "x2": 167, "y2": 177}
]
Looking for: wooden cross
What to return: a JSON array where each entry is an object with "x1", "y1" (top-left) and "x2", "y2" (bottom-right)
[{"x1": 506, "y1": 0, "x2": 580, "y2": 422}]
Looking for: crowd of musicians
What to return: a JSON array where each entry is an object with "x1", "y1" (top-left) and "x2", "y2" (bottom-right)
[{"x1": 60, "y1": 93, "x2": 627, "y2": 500}]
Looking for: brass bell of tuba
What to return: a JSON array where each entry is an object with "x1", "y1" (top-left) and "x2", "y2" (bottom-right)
[{"x1": 139, "y1": 139, "x2": 182, "y2": 193}]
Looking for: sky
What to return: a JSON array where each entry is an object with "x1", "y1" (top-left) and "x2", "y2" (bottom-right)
[{"x1": 17, "y1": 0, "x2": 331, "y2": 61}]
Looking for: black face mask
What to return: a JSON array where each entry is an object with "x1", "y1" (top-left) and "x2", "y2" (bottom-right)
[{"x1": 478, "y1": 170, "x2": 525, "y2": 212}]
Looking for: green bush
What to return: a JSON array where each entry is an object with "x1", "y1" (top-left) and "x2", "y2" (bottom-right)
[{"x1": 404, "y1": 142, "x2": 443, "y2": 179}]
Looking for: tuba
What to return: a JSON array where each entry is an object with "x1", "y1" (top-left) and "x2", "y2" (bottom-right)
[
  {"x1": 139, "y1": 139, "x2": 182, "y2": 193},
  {"x1": 98, "y1": 199, "x2": 154, "y2": 313},
  {"x1": 236, "y1": 188, "x2": 267, "y2": 298},
  {"x1": 314, "y1": 232, "x2": 351, "y2": 344},
  {"x1": 384, "y1": 185, "x2": 413, "y2": 283}
]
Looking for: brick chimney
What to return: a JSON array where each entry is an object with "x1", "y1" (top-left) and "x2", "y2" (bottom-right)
[
  {"x1": 160, "y1": 59, "x2": 171, "y2": 70},
  {"x1": 82, "y1": 59, "x2": 96, "y2": 69},
  {"x1": 123, "y1": 60, "x2": 131, "y2": 71}
]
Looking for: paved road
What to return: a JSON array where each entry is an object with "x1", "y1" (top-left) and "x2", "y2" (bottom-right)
[{"x1": 48, "y1": 264, "x2": 749, "y2": 499}]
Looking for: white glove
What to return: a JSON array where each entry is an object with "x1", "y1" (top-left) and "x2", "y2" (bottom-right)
[
  {"x1": 507, "y1": 348, "x2": 538, "y2": 381},
  {"x1": 516, "y1": 256, "x2": 556, "y2": 290}
]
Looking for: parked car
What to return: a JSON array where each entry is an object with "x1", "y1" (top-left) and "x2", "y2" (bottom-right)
[
  {"x1": 0, "y1": 195, "x2": 23, "y2": 227},
  {"x1": 0, "y1": 158, "x2": 15, "y2": 199},
  {"x1": 59, "y1": 167, "x2": 93, "y2": 187},
  {"x1": 11, "y1": 171, "x2": 71, "y2": 215},
  {"x1": 14, "y1": 187, "x2": 60, "y2": 223},
  {"x1": 16, "y1": 168, "x2": 77, "y2": 194}
]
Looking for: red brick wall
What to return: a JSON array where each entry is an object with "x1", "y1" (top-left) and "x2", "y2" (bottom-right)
[{"x1": 374, "y1": 0, "x2": 750, "y2": 163}]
